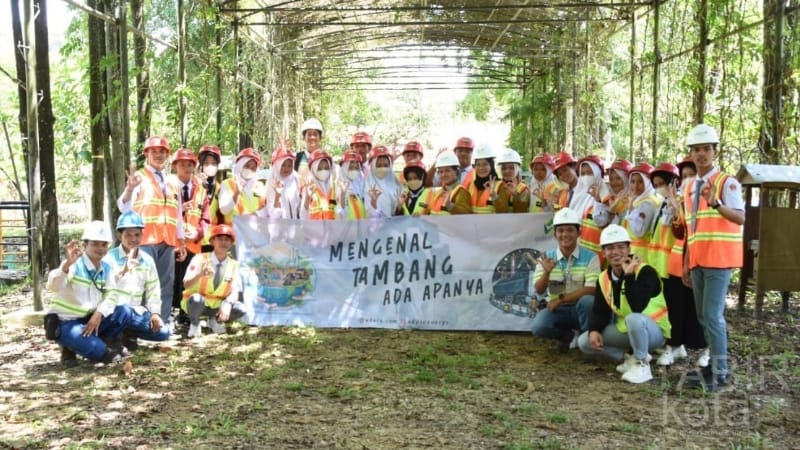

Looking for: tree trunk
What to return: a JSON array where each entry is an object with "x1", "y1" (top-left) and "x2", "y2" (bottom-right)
[
  {"x1": 691, "y1": 0, "x2": 708, "y2": 125},
  {"x1": 104, "y1": 0, "x2": 126, "y2": 229},
  {"x1": 11, "y1": 0, "x2": 29, "y2": 184},
  {"x1": 131, "y1": 0, "x2": 150, "y2": 162},
  {"x1": 758, "y1": 0, "x2": 785, "y2": 164},
  {"x1": 88, "y1": 0, "x2": 108, "y2": 220}
]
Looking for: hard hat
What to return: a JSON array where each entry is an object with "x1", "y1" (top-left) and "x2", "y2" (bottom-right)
[
  {"x1": 650, "y1": 162, "x2": 679, "y2": 181},
  {"x1": 368, "y1": 145, "x2": 393, "y2": 163},
  {"x1": 676, "y1": 155, "x2": 695, "y2": 172},
  {"x1": 454, "y1": 137, "x2": 474, "y2": 150},
  {"x1": 578, "y1": 155, "x2": 604, "y2": 173},
  {"x1": 530, "y1": 153, "x2": 555, "y2": 170},
  {"x1": 143, "y1": 136, "x2": 170, "y2": 154},
  {"x1": 403, "y1": 161, "x2": 427, "y2": 178},
  {"x1": 552, "y1": 151, "x2": 577, "y2": 173},
  {"x1": 301, "y1": 118, "x2": 324, "y2": 137},
  {"x1": 350, "y1": 132, "x2": 372, "y2": 147},
  {"x1": 496, "y1": 148, "x2": 522, "y2": 165},
  {"x1": 609, "y1": 159, "x2": 633, "y2": 174},
  {"x1": 210, "y1": 224, "x2": 235, "y2": 242},
  {"x1": 308, "y1": 150, "x2": 332, "y2": 167},
  {"x1": 171, "y1": 148, "x2": 197, "y2": 166},
  {"x1": 236, "y1": 147, "x2": 262, "y2": 166},
  {"x1": 472, "y1": 144, "x2": 495, "y2": 161},
  {"x1": 116, "y1": 212, "x2": 144, "y2": 230},
  {"x1": 198, "y1": 144, "x2": 222, "y2": 163},
  {"x1": 81, "y1": 220, "x2": 113, "y2": 243},
  {"x1": 271, "y1": 144, "x2": 295, "y2": 165},
  {"x1": 600, "y1": 224, "x2": 631, "y2": 247},
  {"x1": 436, "y1": 151, "x2": 460, "y2": 168},
  {"x1": 629, "y1": 162, "x2": 655, "y2": 178},
  {"x1": 403, "y1": 141, "x2": 424, "y2": 155},
  {"x1": 552, "y1": 207, "x2": 582, "y2": 227},
  {"x1": 340, "y1": 151, "x2": 363, "y2": 165},
  {"x1": 685, "y1": 124, "x2": 719, "y2": 146}
]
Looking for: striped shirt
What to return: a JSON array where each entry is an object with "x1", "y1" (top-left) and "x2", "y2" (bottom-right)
[
  {"x1": 533, "y1": 246, "x2": 601, "y2": 296},
  {"x1": 47, "y1": 255, "x2": 118, "y2": 320}
]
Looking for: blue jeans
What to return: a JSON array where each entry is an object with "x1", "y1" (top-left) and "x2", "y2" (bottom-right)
[
  {"x1": 691, "y1": 267, "x2": 731, "y2": 376},
  {"x1": 57, "y1": 304, "x2": 133, "y2": 361},
  {"x1": 140, "y1": 243, "x2": 175, "y2": 324},
  {"x1": 577, "y1": 313, "x2": 666, "y2": 361},
  {"x1": 126, "y1": 309, "x2": 171, "y2": 341},
  {"x1": 531, "y1": 294, "x2": 594, "y2": 340}
]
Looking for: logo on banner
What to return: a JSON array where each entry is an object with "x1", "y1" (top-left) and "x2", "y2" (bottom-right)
[{"x1": 249, "y1": 242, "x2": 313, "y2": 308}]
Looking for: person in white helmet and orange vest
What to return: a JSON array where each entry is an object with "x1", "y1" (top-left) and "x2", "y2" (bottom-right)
[
  {"x1": 579, "y1": 224, "x2": 670, "y2": 384},
  {"x1": 218, "y1": 148, "x2": 268, "y2": 223},
  {"x1": 264, "y1": 143, "x2": 302, "y2": 219},
  {"x1": 493, "y1": 148, "x2": 530, "y2": 213},
  {"x1": 296, "y1": 118, "x2": 324, "y2": 179},
  {"x1": 429, "y1": 151, "x2": 472, "y2": 215},
  {"x1": 364, "y1": 145, "x2": 403, "y2": 218},
  {"x1": 337, "y1": 150, "x2": 368, "y2": 220},
  {"x1": 530, "y1": 207, "x2": 600, "y2": 352},
  {"x1": 462, "y1": 144, "x2": 499, "y2": 214},
  {"x1": 679, "y1": 124, "x2": 744, "y2": 392},
  {"x1": 622, "y1": 162, "x2": 662, "y2": 260},
  {"x1": 426, "y1": 137, "x2": 475, "y2": 187},
  {"x1": 181, "y1": 224, "x2": 246, "y2": 338},
  {"x1": 302, "y1": 150, "x2": 338, "y2": 220},
  {"x1": 528, "y1": 153, "x2": 560, "y2": 213},
  {"x1": 118, "y1": 136, "x2": 187, "y2": 331}
]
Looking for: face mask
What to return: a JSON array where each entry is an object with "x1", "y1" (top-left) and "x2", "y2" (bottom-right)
[
  {"x1": 240, "y1": 168, "x2": 255, "y2": 180},
  {"x1": 576, "y1": 175, "x2": 595, "y2": 190},
  {"x1": 315, "y1": 170, "x2": 331, "y2": 181},
  {"x1": 374, "y1": 167, "x2": 390, "y2": 179},
  {"x1": 203, "y1": 165, "x2": 218, "y2": 177},
  {"x1": 406, "y1": 179, "x2": 423, "y2": 191},
  {"x1": 655, "y1": 186, "x2": 669, "y2": 198},
  {"x1": 346, "y1": 170, "x2": 360, "y2": 181}
]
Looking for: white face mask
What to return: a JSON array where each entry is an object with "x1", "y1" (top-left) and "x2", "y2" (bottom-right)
[
  {"x1": 240, "y1": 168, "x2": 255, "y2": 180},
  {"x1": 373, "y1": 167, "x2": 390, "y2": 179},
  {"x1": 315, "y1": 169, "x2": 331, "y2": 181},
  {"x1": 576, "y1": 175, "x2": 595, "y2": 190},
  {"x1": 406, "y1": 179, "x2": 423, "y2": 191},
  {"x1": 203, "y1": 165, "x2": 218, "y2": 177},
  {"x1": 655, "y1": 186, "x2": 669, "y2": 198},
  {"x1": 346, "y1": 169, "x2": 360, "y2": 181}
]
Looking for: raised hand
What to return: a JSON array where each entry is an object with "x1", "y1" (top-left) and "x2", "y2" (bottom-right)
[
  {"x1": 368, "y1": 184, "x2": 382, "y2": 209},
  {"x1": 484, "y1": 175, "x2": 497, "y2": 192},
  {"x1": 125, "y1": 164, "x2": 142, "y2": 192},
  {"x1": 538, "y1": 256, "x2": 556, "y2": 274},
  {"x1": 622, "y1": 254, "x2": 640, "y2": 275},
  {"x1": 64, "y1": 240, "x2": 83, "y2": 267}
]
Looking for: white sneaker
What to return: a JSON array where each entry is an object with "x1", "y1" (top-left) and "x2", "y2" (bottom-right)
[
  {"x1": 621, "y1": 360, "x2": 653, "y2": 384},
  {"x1": 569, "y1": 331, "x2": 579, "y2": 349},
  {"x1": 617, "y1": 353, "x2": 651, "y2": 373},
  {"x1": 657, "y1": 346, "x2": 675, "y2": 366},
  {"x1": 696, "y1": 348, "x2": 710, "y2": 367},
  {"x1": 187, "y1": 324, "x2": 202, "y2": 338},
  {"x1": 207, "y1": 317, "x2": 227, "y2": 334},
  {"x1": 673, "y1": 345, "x2": 688, "y2": 360}
]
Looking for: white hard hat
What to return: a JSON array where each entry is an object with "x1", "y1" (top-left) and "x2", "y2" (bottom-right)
[
  {"x1": 436, "y1": 151, "x2": 460, "y2": 168},
  {"x1": 553, "y1": 207, "x2": 581, "y2": 227},
  {"x1": 301, "y1": 118, "x2": 324, "y2": 136},
  {"x1": 472, "y1": 144, "x2": 495, "y2": 162},
  {"x1": 496, "y1": 148, "x2": 521, "y2": 165},
  {"x1": 81, "y1": 220, "x2": 113, "y2": 243},
  {"x1": 600, "y1": 224, "x2": 631, "y2": 247},
  {"x1": 685, "y1": 124, "x2": 719, "y2": 147}
]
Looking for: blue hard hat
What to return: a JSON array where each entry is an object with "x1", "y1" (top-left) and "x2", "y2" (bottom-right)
[{"x1": 116, "y1": 212, "x2": 145, "y2": 230}]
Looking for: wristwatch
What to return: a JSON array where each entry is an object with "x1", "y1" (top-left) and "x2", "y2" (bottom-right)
[{"x1": 711, "y1": 200, "x2": 723, "y2": 209}]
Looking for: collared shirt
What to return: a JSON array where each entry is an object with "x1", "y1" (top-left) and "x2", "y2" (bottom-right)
[
  {"x1": 697, "y1": 167, "x2": 745, "y2": 211},
  {"x1": 183, "y1": 253, "x2": 241, "y2": 304},
  {"x1": 47, "y1": 254, "x2": 118, "y2": 320},
  {"x1": 103, "y1": 245, "x2": 161, "y2": 315},
  {"x1": 533, "y1": 246, "x2": 601, "y2": 296}
]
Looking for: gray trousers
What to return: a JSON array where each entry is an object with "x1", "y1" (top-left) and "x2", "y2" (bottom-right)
[
  {"x1": 578, "y1": 313, "x2": 666, "y2": 361},
  {"x1": 186, "y1": 293, "x2": 246, "y2": 326},
  {"x1": 140, "y1": 243, "x2": 175, "y2": 323}
]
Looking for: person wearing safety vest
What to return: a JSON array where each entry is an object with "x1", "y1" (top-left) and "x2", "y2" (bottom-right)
[
  {"x1": 104, "y1": 212, "x2": 171, "y2": 351},
  {"x1": 296, "y1": 118, "x2": 324, "y2": 179},
  {"x1": 680, "y1": 124, "x2": 744, "y2": 392},
  {"x1": 219, "y1": 148, "x2": 268, "y2": 224},
  {"x1": 426, "y1": 137, "x2": 475, "y2": 187},
  {"x1": 337, "y1": 151, "x2": 368, "y2": 220},
  {"x1": 621, "y1": 162, "x2": 662, "y2": 260},
  {"x1": 264, "y1": 144, "x2": 302, "y2": 219},
  {"x1": 462, "y1": 144, "x2": 499, "y2": 214},
  {"x1": 118, "y1": 136, "x2": 187, "y2": 331},
  {"x1": 493, "y1": 148, "x2": 530, "y2": 213},
  {"x1": 398, "y1": 141, "x2": 424, "y2": 184},
  {"x1": 649, "y1": 161, "x2": 707, "y2": 367},
  {"x1": 549, "y1": 151, "x2": 578, "y2": 211},
  {"x1": 528, "y1": 153, "x2": 560, "y2": 213},
  {"x1": 398, "y1": 161, "x2": 433, "y2": 216},
  {"x1": 530, "y1": 207, "x2": 600, "y2": 353},
  {"x1": 350, "y1": 131, "x2": 373, "y2": 169},
  {"x1": 429, "y1": 151, "x2": 472, "y2": 215},
  {"x1": 365, "y1": 145, "x2": 403, "y2": 218},
  {"x1": 578, "y1": 224, "x2": 671, "y2": 384},
  {"x1": 301, "y1": 150, "x2": 338, "y2": 220},
  {"x1": 574, "y1": 155, "x2": 610, "y2": 256},
  {"x1": 45, "y1": 221, "x2": 133, "y2": 367},
  {"x1": 197, "y1": 144, "x2": 223, "y2": 251},
  {"x1": 182, "y1": 224, "x2": 246, "y2": 338},
  {"x1": 591, "y1": 159, "x2": 632, "y2": 228}
]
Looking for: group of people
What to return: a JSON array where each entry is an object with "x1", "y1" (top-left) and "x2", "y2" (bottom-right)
[{"x1": 44, "y1": 117, "x2": 744, "y2": 393}]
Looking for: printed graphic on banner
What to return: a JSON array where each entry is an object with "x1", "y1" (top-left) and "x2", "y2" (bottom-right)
[{"x1": 234, "y1": 213, "x2": 554, "y2": 331}]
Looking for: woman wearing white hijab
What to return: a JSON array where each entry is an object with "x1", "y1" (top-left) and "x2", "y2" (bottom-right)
[
  {"x1": 364, "y1": 145, "x2": 402, "y2": 218},
  {"x1": 622, "y1": 162, "x2": 662, "y2": 259},
  {"x1": 218, "y1": 147, "x2": 266, "y2": 223},
  {"x1": 337, "y1": 151, "x2": 367, "y2": 220},
  {"x1": 569, "y1": 155, "x2": 609, "y2": 220},
  {"x1": 265, "y1": 144, "x2": 301, "y2": 219},
  {"x1": 301, "y1": 150, "x2": 338, "y2": 220},
  {"x1": 592, "y1": 159, "x2": 633, "y2": 227}
]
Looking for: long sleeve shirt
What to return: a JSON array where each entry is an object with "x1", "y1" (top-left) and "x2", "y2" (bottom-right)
[
  {"x1": 46, "y1": 255, "x2": 118, "y2": 320},
  {"x1": 103, "y1": 246, "x2": 162, "y2": 316}
]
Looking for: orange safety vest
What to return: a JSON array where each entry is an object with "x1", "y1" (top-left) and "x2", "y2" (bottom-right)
[
  {"x1": 402, "y1": 188, "x2": 433, "y2": 216},
  {"x1": 460, "y1": 170, "x2": 475, "y2": 189},
  {"x1": 345, "y1": 194, "x2": 367, "y2": 220},
  {"x1": 529, "y1": 180, "x2": 558, "y2": 213},
  {"x1": 181, "y1": 179, "x2": 207, "y2": 255},
  {"x1": 667, "y1": 237, "x2": 686, "y2": 278},
  {"x1": 181, "y1": 253, "x2": 239, "y2": 310},
  {"x1": 430, "y1": 185, "x2": 468, "y2": 215},
  {"x1": 598, "y1": 265, "x2": 671, "y2": 338},
  {"x1": 495, "y1": 182, "x2": 530, "y2": 213},
  {"x1": 552, "y1": 188, "x2": 570, "y2": 211},
  {"x1": 467, "y1": 183, "x2": 495, "y2": 214},
  {"x1": 684, "y1": 172, "x2": 743, "y2": 269},
  {"x1": 308, "y1": 184, "x2": 337, "y2": 220},
  {"x1": 621, "y1": 193, "x2": 661, "y2": 261},
  {"x1": 219, "y1": 178, "x2": 267, "y2": 225},
  {"x1": 133, "y1": 168, "x2": 180, "y2": 247},
  {"x1": 579, "y1": 205, "x2": 603, "y2": 256}
]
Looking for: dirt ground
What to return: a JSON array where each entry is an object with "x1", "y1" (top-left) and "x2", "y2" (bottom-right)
[{"x1": 0, "y1": 285, "x2": 797, "y2": 450}]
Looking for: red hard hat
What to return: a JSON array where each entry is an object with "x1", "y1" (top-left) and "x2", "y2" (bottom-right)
[
  {"x1": 236, "y1": 147, "x2": 262, "y2": 166},
  {"x1": 530, "y1": 153, "x2": 555, "y2": 170},
  {"x1": 609, "y1": 159, "x2": 633, "y2": 174},
  {"x1": 350, "y1": 132, "x2": 372, "y2": 148},
  {"x1": 403, "y1": 160, "x2": 426, "y2": 176},
  {"x1": 403, "y1": 141, "x2": 424, "y2": 155},
  {"x1": 308, "y1": 150, "x2": 332, "y2": 166},
  {"x1": 270, "y1": 144, "x2": 295, "y2": 165},
  {"x1": 578, "y1": 154, "x2": 604, "y2": 173},
  {"x1": 369, "y1": 145, "x2": 393, "y2": 163},
  {"x1": 143, "y1": 136, "x2": 170, "y2": 154},
  {"x1": 552, "y1": 151, "x2": 577, "y2": 173},
  {"x1": 198, "y1": 144, "x2": 222, "y2": 162},
  {"x1": 676, "y1": 155, "x2": 696, "y2": 172},
  {"x1": 630, "y1": 162, "x2": 655, "y2": 177},
  {"x1": 650, "y1": 162, "x2": 680, "y2": 181},
  {"x1": 171, "y1": 148, "x2": 197, "y2": 166},
  {"x1": 340, "y1": 151, "x2": 363, "y2": 165},
  {"x1": 210, "y1": 224, "x2": 235, "y2": 242},
  {"x1": 454, "y1": 137, "x2": 474, "y2": 150}
]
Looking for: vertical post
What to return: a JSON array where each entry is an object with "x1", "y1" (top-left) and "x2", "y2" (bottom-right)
[
  {"x1": 629, "y1": 15, "x2": 636, "y2": 162},
  {"x1": 651, "y1": 0, "x2": 661, "y2": 160},
  {"x1": 177, "y1": 0, "x2": 187, "y2": 146},
  {"x1": 770, "y1": 0, "x2": 784, "y2": 157},
  {"x1": 692, "y1": 0, "x2": 708, "y2": 125},
  {"x1": 216, "y1": 8, "x2": 223, "y2": 140},
  {"x1": 571, "y1": 23, "x2": 578, "y2": 153},
  {"x1": 119, "y1": 0, "x2": 130, "y2": 165}
]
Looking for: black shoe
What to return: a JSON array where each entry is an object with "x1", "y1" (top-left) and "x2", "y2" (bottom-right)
[
  {"x1": 177, "y1": 311, "x2": 190, "y2": 326},
  {"x1": 101, "y1": 348, "x2": 128, "y2": 365},
  {"x1": 686, "y1": 368, "x2": 729, "y2": 392},
  {"x1": 555, "y1": 332, "x2": 574, "y2": 354},
  {"x1": 121, "y1": 331, "x2": 139, "y2": 352},
  {"x1": 60, "y1": 347, "x2": 78, "y2": 368}
]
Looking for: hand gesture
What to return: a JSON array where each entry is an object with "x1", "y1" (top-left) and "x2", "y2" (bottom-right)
[
  {"x1": 538, "y1": 256, "x2": 556, "y2": 274},
  {"x1": 589, "y1": 181, "x2": 602, "y2": 201},
  {"x1": 125, "y1": 164, "x2": 142, "y2": 192},
  {"x1": 622, "y1": 254, "x2": 640, "y2": 275},
  {"x1": 398, "y1": 190, "x2": 409, "y2": 207},
  {"x1": 64, "y1": 240, "x2": 83, "y2": 267},
  {"x1": 435, "y1": 146, "x2": 449, "y2": 158},
  {"x1": 665, "y1": 184, "x2": 682, "y2": 213},
  {"x1": 700, "y1": 183, "x2": 717, "y2": 206},
  {"x1": 368, "y1": 184, "x2": 382, "y2": 209},
  {"x1": 484, "y1": 175, "x2": 497, "y2": 192},
  {"x1": 202, "y1": 261, "x2": 214, "y2": 278},
  {"x1": 273, "y1": 179, "x2": 285, "y2": 196},
  {"x1": 121, "y1": 246, "x2": 139, "y2": 275}
]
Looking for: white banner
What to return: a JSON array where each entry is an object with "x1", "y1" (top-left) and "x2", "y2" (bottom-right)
[{"x1": 235, "y1": 213, "x2": 555, "y2": 331}]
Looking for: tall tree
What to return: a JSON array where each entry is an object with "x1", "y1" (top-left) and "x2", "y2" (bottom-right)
[
  {"x1": 691, "y1": 0, "x2": 709, "y2": 125},
  {"x1": 88, "y1": 0, "x2": 108, "y2": 219},
  {"x1": 131, "y1": 0, "x2": 150, "y2": 157},
  {"x1": 758, "y1": 0, "x2": 786, "y2": 164},
  {"x1": 103, "y1": 0, "x2": 127, "y2": 228}
]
